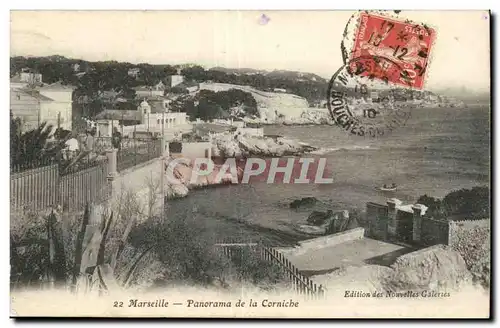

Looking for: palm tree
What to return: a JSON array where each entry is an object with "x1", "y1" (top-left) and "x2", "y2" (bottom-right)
[{"x1": 10, "y1": 111, "x2": 70, "y2": 170}]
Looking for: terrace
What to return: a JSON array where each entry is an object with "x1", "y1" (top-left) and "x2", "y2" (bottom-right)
[{"x1": 277, "y1": 228, "x2": 416, "y2": 276}]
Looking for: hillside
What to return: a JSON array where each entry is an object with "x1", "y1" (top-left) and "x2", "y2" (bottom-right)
[
  {"x1": 10, "y1": 55, "x2": 329, "y2": 106},
  {"x1": 209, "y1": 67, "x2": 327, "y2": 83}
]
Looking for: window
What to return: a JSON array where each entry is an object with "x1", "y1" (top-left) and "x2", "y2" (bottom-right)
[
  {"x1": 157, "y1": 119, "x2": 160, "y2": 124},
  {"x1": 16, "y1": 94, "x2": 20, "y2": 100}
]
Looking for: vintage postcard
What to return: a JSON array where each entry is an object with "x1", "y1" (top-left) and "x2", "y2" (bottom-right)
[{"x1": 9, "y1": 10, "x2": 491, "y2": 318}]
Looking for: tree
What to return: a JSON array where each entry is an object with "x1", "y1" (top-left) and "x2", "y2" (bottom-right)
[
  {"x1": 441, "y1": 187, "x2": 490, "y2": 219},
  {"x1": 416, "y1": 186, "x2": 490, "y2": 220},
  {"x1": 10, "y1": 113, "x2": 70, "y2": 168},
  {"x1": 163, "y1": 65, "x2": 178, "y2": 76},
  {"x1": 181, "y1": 65, "x2": 206, "y2": 81},
  {"x1": 10, "y1": 55, "x2": 330, "y2": 110},
  {"x1": 197, "y1": 90, "x2": 225, "y2": 120},
  {"x1": 170, "y1": 96, "x2": 197, "y2": 118},
  {"x1": 119, "y1": 87, "x2": 137, "y2": 100},
  {"x1": 416, "y1": 194, "x2": 442, "y2": 216}
]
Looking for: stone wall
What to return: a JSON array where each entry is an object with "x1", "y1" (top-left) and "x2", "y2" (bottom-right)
[
  {"x1": 297, "y1": 227, "x2": 365, "y2": 251},
  {"x1": 110, "y1": 156, "x2": 165, "y2": 221},
  {"x1": 179, "y1": 142, "x2": 212, "y2": 159},
  {"x1": 395, "y1": 210, "x2": 414, "y2": 243},
  {"x1": 448, "y1": 219, "x2": 490, "y2": 247},
  {"x1": 366, "y1": 202, "x2": 388, "y2": 240},
  {"x1": 420, "y1": 217, "x2": 449, "y2": 246}
]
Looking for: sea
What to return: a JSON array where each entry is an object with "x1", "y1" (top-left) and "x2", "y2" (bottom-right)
[{"x1": 164, "y1": 105, "x2": 490, "y2": 243}]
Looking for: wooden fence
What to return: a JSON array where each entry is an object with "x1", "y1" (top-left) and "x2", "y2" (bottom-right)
[
  {"x1": 10, "y1": 164, "x2": 60, "y2": 212},
  {"x1": 214, "y1": 243, "x2": 325, "y2": 299},
  {"x1": 10, "y1": 160, "x2": 110, "y2": 213},
  {"x1": 59, "y1": 161, "x2": 110, "y2": 212}
]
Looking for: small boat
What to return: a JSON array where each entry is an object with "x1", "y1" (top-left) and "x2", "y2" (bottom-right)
[{"x1": 376, "y1": 184, "x2": 398, "y2": 192}]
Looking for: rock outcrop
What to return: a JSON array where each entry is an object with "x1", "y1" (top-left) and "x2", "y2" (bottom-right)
[
  {"x1": 211, "y1": 133, "x2": 316, "y2": 158},
  {"x1": 290, "y1": 197, "x2": 318, "y2": 209},
  {"x1": 313, "y1": 245, "x2": 473, "y2": 294},
  {"x1": 307, "y1": 210, "x2": 334, "y2": 226},
  {"x1": 164, "y1": 158, "x2": 241, "y2": 200},
  {"x1": 295, "y1": 210, "x2": 350, "y2": 236}
]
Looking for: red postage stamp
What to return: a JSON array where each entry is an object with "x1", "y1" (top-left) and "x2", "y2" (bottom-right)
[{"x1": 351, "y1": 12, "x2": 435, "y2": 89}]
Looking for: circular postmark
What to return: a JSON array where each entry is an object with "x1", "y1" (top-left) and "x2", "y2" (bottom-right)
[{"x1": 327, "y1": 55, "x2": 414, "y2": 138}]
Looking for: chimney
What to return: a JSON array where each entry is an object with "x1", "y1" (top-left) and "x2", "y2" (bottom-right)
[{"x1": 386, "y1": 198, "x2": 402, "y2": 238}]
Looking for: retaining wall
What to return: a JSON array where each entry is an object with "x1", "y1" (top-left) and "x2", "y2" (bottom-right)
[
  {"x1": 111, "y1": 157, "x2": 165, "y2": 220},
  {"x1": 278, "y1": 228, "x2": 366, "y2": 256}
]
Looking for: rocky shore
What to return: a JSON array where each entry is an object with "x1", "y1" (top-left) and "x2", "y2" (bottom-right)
[
  {"x1": 211, "y1": 132, "x2": 317, "y2": 158},
  {"x1": 163, "y1": 133, "x2": 317, "y2": 199},
  {"x1": 244, "y1": 109, "x2": 334, "y2": 126}
]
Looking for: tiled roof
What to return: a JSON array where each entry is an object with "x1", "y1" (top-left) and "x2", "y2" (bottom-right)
[
  {"x1": 38, "y1": 81, "x2": 76, "y2": 90},
  {"x1": 13, "y1": 88, "x2": 54, "y2": 102}
]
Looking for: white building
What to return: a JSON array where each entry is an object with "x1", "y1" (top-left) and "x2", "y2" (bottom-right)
[
  {"x1": 95, "y1": 98, "x2": 190, "y2": 138},
  {"x1": 166, "y1": 74, "x2": 184, "y2": 88},
  {"x1": 37, "y1": 82, "x2": 75, "y2": 131},
  {"x1": 10, "y1": 72, "x2": 43, "y2": 89},
  {"x1": 128, "y1": 68, "x2": 141, "y2": 78},
  {"x1": 10, "y1": 74, "x2": 75, "y2": 131},
  {"x1": 138, "y1": 99, "x2": 187, "y2": 129},
  {"x1": 134, "y1": 81, "x2": 166, "y2": 98},
  {"x1": 96, "y1": 119, "x2": 120, "y2": 137}
]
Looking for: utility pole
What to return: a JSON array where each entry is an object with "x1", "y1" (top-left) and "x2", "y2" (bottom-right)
[
  {"x1": 208, "y1": 133, "x2": 212, "y2": 159},
  {"x1": 160, "y1": 111, "x2": 169, "y2": 218},
  {"x1": 161, "y1": 110, "x2": 166, "y2": 218}
]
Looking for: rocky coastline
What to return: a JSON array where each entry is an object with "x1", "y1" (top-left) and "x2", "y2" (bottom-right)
[{"x1": 164, "y1": 132, "x2": 318, "y2": 200}]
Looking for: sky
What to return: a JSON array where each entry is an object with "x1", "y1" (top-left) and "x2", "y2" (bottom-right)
[{"x1": 10, "y1": 10, "x2": 490, "y2": 92}]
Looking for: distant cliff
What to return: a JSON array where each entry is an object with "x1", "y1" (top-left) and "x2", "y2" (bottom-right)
[{"x1": 199, "y1": 82, "x2": 310, "y2": 121}]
